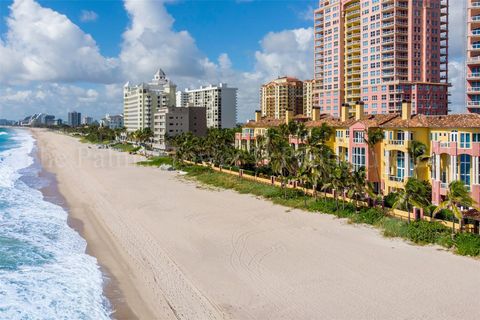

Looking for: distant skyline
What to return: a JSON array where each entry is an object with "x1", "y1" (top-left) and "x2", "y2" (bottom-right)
[{"x1": 0, "y1": 0, "x2": 468, "y2": 121}]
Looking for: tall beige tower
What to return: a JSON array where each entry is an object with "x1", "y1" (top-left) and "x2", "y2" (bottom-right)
[
  {"x1": 261, "y1": 77, "x2": 304, "y2": 119},
  {"x1": 123, "y1": 69, "x2": 176, "y2": 132}
]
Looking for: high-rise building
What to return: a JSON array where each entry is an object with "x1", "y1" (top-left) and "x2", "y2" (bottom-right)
[
  {"x1": 123, "y1": 69, "x2": 176, "y2": 132},
  {"x1": 68, "y1": 111, "x2": 81, "y2": 127},
  {"x1": 153, "y1": 106, "x2": 207, "y2": 152},
  {"x1": 261, "y1": 77, "x2": 304, "y2": 119},
  {"x1": 82, "y1": 116, "x2": 94, "y2": 125},
  {"x1": 467, "y1": 0, "x2": 480, "y2": 113},
  {"x1": 176, "y1": 91, "x2": 189, "y2": 109},
  {"x1": 178, "y1": 83, "x2": 237, "y2": 129},
  {"x1": 314, "y1": 0, "x2": 449, "y2": 117},
  {"x1": 303, "y1": 79, "x2": 315, "y2": 117}
]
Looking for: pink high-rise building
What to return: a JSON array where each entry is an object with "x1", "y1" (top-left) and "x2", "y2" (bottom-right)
[
  {"x1": 467, "y1": 0, "x2": 480, "y2": 113},
  {"x1": 314, "y1": 0, "x2": 449, "y2": 117}
]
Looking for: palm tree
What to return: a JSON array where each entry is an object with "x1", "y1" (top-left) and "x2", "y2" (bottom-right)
[
  {"x1": 316, "y1": 123, "x2": 334, "y2": 144},
  {"x1": 363, "y1": 128, "x2": 384, "y2": 192},
  {"x1": 251, "y1": 135, "x2": 266, "y2": 177},
  {"x1": 296, "y1": 158, "x2": 312, "y2": 206},
  {"x1": 393, "y1": 177, "x2": 431, "y2": 223},
  {"x1": 433, "y1": 180, "x2": 475, "y2": 233},
  {"x1": 230, "y1": 149, "x2": 251, "y2": 169},
  {"x1": 270, "y1": 149, "x2": 290, "y2": 198},
  {"x1": 409, "y1": 140, "x2": 429, "y2": 178},
  {"x1": 326, "y1": 160, "x2": 351, "y2": 209},
  {"x1": 347, "y1": 167, "x2": 373, "y2": 211}
]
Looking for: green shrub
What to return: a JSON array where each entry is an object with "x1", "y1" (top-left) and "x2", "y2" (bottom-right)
[
  {"x1": 454, "y1": 233, "x2": 480, "y2": 256},
  {"x1": 352, "y1": 208, "x2": 385, "y2": 225},
  {"x1": 384, "y1": 192, "x2": 399, "y2": 208},
  {"x1": 433, "y1": 209, "x2": 456, "y2": 222},
  {"x1": 405, "y1": 220, "x2": 450, "y2": 244},
  {"x1": 381, "y1": 218, "x2": 409, "y2": 238}
]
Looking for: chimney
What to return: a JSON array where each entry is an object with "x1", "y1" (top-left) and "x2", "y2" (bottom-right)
[
  {"x1": 341, "y1": 103, "x2": 350, "y2": 122},
  {"x1": 312, "y1": 107, "x2": 320, "y2": 121},
  {"x1": 355, "y1": 101, "x2": 365, "y2": 121},
  {"x1": 285, "y1": 109, "x2": 294, "y2": 124},
  {"x1": 402, "y1": 100, "x2": 412, "y2": 120},
  {"x1": 255, "y1": 110, "x2": 262, "y2": 122}
]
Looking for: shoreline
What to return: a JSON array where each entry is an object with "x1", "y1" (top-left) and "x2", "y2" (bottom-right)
[
  {"x1": 31, "y1": 128, "x2": 480, "y2": 320},
  {"x1": 31, "y1": 130, "x2": 143, "y2": 320}
]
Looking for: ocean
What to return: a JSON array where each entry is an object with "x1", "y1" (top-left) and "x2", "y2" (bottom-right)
[{"x1": 0, "y1": 128, "x2": 111, "y2": 319}]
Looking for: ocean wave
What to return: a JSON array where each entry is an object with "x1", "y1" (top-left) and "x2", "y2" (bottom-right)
[
  {"x1": 0, "y1": 130, "x2": 34, "y2": 188},
  {"x1": 0, "y1": 129, "x2": 111, "y2": 319},
  {"x1": 0, "y1": 132, "x2": 8, "y2": 135}
]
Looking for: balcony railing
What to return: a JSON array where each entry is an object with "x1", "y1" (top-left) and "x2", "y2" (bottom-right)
[
  {"x1": 389, "y1": 139, "x2": 405, "y2": 146},
  {"x1": 389, "y1": 175, "x2": 405, "y2": 183}
]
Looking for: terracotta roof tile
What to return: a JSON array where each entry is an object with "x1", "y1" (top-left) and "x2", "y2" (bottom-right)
[
  {"x1": 244, "y1": 118, "x2": 284, "y2": 128},
  {"x1": 381, "y1": 114, "x2": 480, "y2": 129}
]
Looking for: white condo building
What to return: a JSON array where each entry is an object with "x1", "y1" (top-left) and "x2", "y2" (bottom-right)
[
  {"x1": 123, "y1": 69, "x2": 176, "y2": 132},
  {"x1": 177, "y1": 83, "x2": 237, "y2": 129},
  {"x1": 101, "y1": 114, "x2": 124, "y2": 129}
]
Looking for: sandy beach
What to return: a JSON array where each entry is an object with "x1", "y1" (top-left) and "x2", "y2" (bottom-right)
[{"x1": 33, "y1": 129, "x2": 480, "y2": 320}]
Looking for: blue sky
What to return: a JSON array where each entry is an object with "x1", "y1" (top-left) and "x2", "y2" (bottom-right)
[{"x1": 0, "y1": 0, "x2": 467, "y2": 121}]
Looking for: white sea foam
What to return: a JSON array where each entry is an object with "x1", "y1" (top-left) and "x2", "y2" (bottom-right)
[
  {"x1": 0, "y1": 129, "x2": 34, "y2": 188},
  {"x1": 0, "y1": 129, "x2": 111, "y2": 319},
  {"x1": 0, "y1": 132, "x2": 8, "y2": 135}
]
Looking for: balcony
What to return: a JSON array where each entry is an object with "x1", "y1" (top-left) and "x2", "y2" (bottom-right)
[
  {"x1": 389, "y1": 139, "x2": 405, "y2": 146},
  {"x1": 467, "y1": 87, "x2": 480, "y2": 94},
  {"x1": 470, "y1": 2, "x2": 480, "y2": 9},
  {"x1": 388, "y1": 175, "x2": 405, "y2": 183},
  {"x1": 467, "y1": 73, "x2": 480, "y2": 79},
  {"x1": 467, "y1": 56, "x2": 480, "y2": 64}
]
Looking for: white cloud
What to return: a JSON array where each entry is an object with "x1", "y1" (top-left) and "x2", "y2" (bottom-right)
[
  {"x1": 2, "y1": 0, "x2": 465, "y2": 123},
  {"x1": 0, "y1": 83, "x2": 122, "y2": 120},
  {"x1": 118, "y1": 0, "x2": 313, "y2": 121},
  {"x1": 0, "y1": 0, "x2": 119, "y2": 85},
  {"x1": 120, "y1": 0, "x2": 208, "y2": 83},
  {"x1": 298, "y1": 5, "x2": 314, "y2": 21},
  {"x1": 80, "y1": 10, "x2": 98, "y2": 23},
  {"x1": 0, "y1": 0, "x2": 314, "y2": 121}
]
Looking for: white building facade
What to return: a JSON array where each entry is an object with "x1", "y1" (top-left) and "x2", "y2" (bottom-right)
[
  {"x1": 101, "y1": 114, "x2": 124, "y2": 129},
  {"x1": 123, "y1": 69, "x2": 176, "y2": 132},
  {"x1": 178, "y1": 83, "x2": 237, "y2": 129}
]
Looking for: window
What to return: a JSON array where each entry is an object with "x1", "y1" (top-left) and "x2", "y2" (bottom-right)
[
  {"x1": 473, "y1": 133, "x2": 480, "y2": 142},
  {"x1": 460, "y1": 133, "x2": 471, "y2": 148},
  {"x1": 460, "y1": 154, "x2": 471, "y2": 186},
  {"x1": 353, "y1": 131, "x2": 365, "y2": 143},
  {"x1": 450, "y1": 130, "x2": 458, "y2": 142},
  {"x1": 397, "y1": 151, "x2": 405, "y2": 180},
  {"x1": 352, "y1": 147, "x2": 366, "y2": 171}
]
